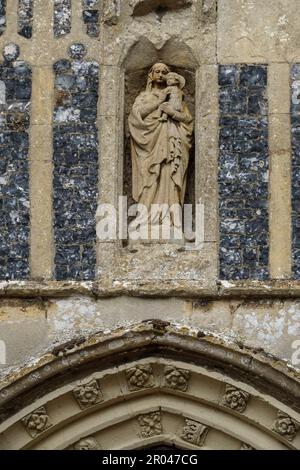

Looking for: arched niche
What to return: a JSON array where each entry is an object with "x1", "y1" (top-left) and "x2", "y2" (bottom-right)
[
  {"x1": 121, "y1": 37, "x2": 199, "y2": 240},
  {"x1": 0, "y1": 322, "x2": 299, "y2": 450}
]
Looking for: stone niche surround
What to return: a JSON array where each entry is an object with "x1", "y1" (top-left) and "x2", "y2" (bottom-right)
[{"x1": 95, "y1": 0, "x2": 220, "y2": 296}]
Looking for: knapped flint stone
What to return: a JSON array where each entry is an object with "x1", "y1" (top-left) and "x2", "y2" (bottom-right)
[
  {"x1": 219, "y1": 64, "x2": 269, "y2": 280},
  {"x1": 0, "y1": 46, "x2": 31, "y2": 280},
  {"x1": 53, "y1": 50, "x2": 99, "y2": 280},
  {"x1": 291, "y1": 65, "x2": 300, "y2": 278}
]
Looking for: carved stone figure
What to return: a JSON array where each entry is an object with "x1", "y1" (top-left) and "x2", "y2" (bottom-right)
[{"x1": 128, "y1": 63, "x2": 193, "y2": 219}]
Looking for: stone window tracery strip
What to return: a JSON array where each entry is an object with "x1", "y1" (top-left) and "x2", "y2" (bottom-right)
[
  {"x1": 53, "y1": 44, "x2": 99, "y2": 281},
  {"x1": 18, "y1": 0, "x2": 33, "y2": 39},
  {"x1": 0, "y1": 0, "x2": 6, "y2": 35},
  {"x1": 0, "y1": 43, "x2": 31, "y2": 280},
  {"x1": 54, "y1": 0, "x2": 72, "y2": 37}
]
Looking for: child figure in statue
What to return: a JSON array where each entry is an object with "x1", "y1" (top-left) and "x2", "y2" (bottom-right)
[{"x1": 159, "y1": 72, "x2": 186, "y2": 122}]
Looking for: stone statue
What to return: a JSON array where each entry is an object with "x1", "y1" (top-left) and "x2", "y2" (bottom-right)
[{"x1": 128, "y1": 63, "x2": 194, "y2": 219}]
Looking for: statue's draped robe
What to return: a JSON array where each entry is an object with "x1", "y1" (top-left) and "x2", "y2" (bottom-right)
[{"x1": 129, "y1": 89, "x2": 193, "y2": 212}]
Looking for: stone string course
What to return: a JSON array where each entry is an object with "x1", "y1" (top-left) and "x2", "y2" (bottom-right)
[
  {"x1": 0, "y1": 44, "x2": 31, "y2": 280},
  {"x1": 18, "y1": 0, "x2": 33, "y2": 39},
  {"x1": 53, "y1": 44, "x2": 99, "y2": 281},
  {"x1": 219, "y1": 65, "x2": 269, "y2": 280}
]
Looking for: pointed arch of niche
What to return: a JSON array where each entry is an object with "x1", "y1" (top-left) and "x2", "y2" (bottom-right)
[
  {"x1": 121, "y1": 37, "x2": 199, "y2": 244},
  {"x1": 0, "y1": 322, "x2": 299, "y2": 450}
]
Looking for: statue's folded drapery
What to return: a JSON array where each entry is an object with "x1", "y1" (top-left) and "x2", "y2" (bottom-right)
[{"x1": 129, "y1": 88, "x2": 194, "y2": 210}]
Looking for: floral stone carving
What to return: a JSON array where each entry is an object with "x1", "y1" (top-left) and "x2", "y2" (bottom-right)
[
  {"x1": 221, "y1": 385, "x2": 250, "y2": 413},
  {"x1": 163, "y1": 365, "x2": 190, "y2": 391},
  {"x1": 272, "y1": 411, "x2": 299, "y2": 442},
  {"x1": 22, "y1": 406, "x2": 52, "y2": 437},
  {"x1": 73, "y1": 379, "x2": 103, "y2": 409},
  {"x1": 180, "y1": 418, "x2": 208, "y2": 446},
  {"x1": 73, "y1": 437, "x2": 100, "y2": 450},
  {"x1": 126, "y1": 364, "x2": 155, "y2": 390},
  {"x1": 137, "y1": 411, "x2": 162, "y2": 438}
]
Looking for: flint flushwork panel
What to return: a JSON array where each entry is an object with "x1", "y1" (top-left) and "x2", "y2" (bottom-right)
[
  {"x1": 82, "y1": 0, "x2": 100, "y2": 37},
  {"x1": 54, "y1": 0, "x2": 72, "y2": 37},
  {"x1": 18, "y1": 0, "x2": 33, "y2": 38},
  {"x1": 0, "y1": 45, "x2": 31, "y2": 280},
  {"x1": 218, "y1": 65, "x2": 269, "y2": 280},
  {"x1": 0, "y1": 0, "x2": 6, "y2": 35},
  {"x1": 291, "y1": 65, "x2": 300, "y2": 278},
  {"x1": 53, "y1": 44, "x2": 99, "y2": 281}
]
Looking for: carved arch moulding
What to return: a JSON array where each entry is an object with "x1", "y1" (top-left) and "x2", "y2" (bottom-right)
[{"x1": 0, "y1": 322, "x2": 299, "y2": 450}]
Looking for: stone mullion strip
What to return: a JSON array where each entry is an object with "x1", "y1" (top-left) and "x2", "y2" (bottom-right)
[
  {"x1": 97, "y1": 65, "x2": 120, "y2": 253},
  {"x1": 268, "y1": 64, "x2": 291, "y2": 279},
  {"x1": 96, "y1": 65, "x2": 122, "y2": 276},
  {"x1": 72, "y1": 0, "x2": 84, "y2": 37},
  {"x1": 197, "y1": 65, "x2": 219, "y2": 245},
  {"x1": 29, "y1": 66, "x2": 54, "y2": 279},
  {"x1": 5, "y1": 0, "x2": 18, "y2": 35},
  {"x1": 28, "y1": 0, "x2": 54, "y2": 279}
]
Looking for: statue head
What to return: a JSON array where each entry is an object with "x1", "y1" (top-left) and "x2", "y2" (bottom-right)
[
  {"x1": 166, "y1": 72, "x2": 186, "y2": 90},
  {"x1": 147, "y1": 63, "x2": 170, "y2": 91}
]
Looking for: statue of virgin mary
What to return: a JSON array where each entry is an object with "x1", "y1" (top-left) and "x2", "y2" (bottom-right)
[{"x1": 128, "y1": 63, "x2": 194, "y2": 217}]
